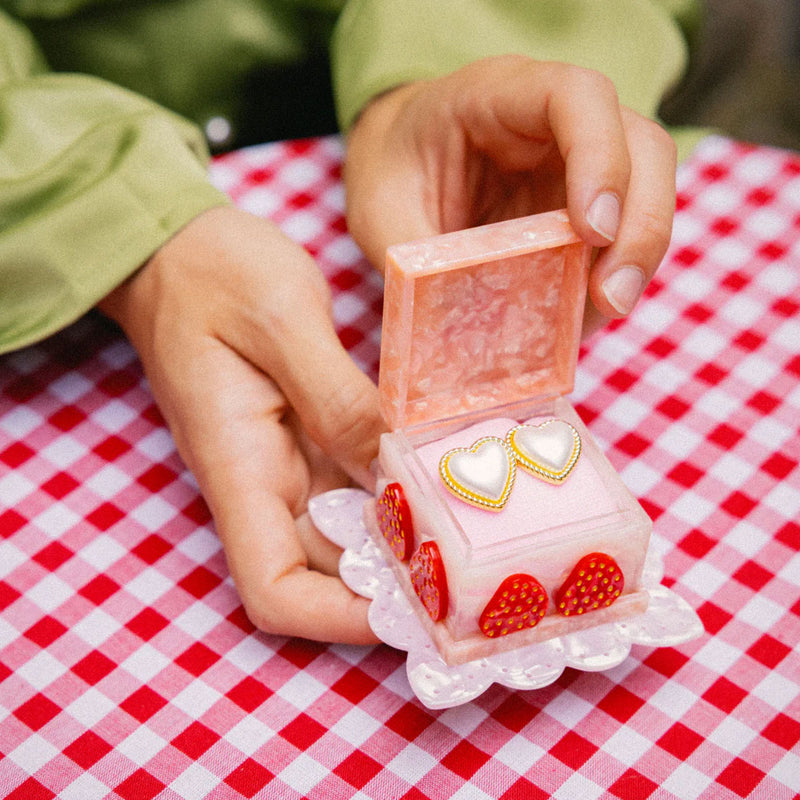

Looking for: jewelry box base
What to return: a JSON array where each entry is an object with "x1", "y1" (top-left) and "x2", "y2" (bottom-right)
[
  {"x1": 310, "y1": 488, "x2": 704, "y2": 710},
  {"x1": 364, "y1": 497, "x2": 651, "y2": 665}
]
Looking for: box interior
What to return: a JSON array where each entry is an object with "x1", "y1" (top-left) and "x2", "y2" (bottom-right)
[{"x1": 380, "y1": 210, "x2": 591, "y2": 431}]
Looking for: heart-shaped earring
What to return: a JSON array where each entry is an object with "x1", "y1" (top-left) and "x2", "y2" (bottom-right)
[
  {"x1": 507, "y1": 419, "x2": 581, "y2": 484},
  {"x1": 439, "y1": 436, "x2": 516, "y2": 511}
]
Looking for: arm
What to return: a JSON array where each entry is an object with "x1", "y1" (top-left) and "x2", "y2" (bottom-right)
[
  {"x1": 0, "y1": 10, "x2": 228, "y2": 354},
  {"x1": 1, "y1": 10, "x2": 383, "y2": 643}
]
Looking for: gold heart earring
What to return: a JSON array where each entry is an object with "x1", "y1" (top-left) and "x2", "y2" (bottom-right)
[
  {"x1": 506, "y1": 419, "x2": 581, "y2": 484},
  {"x1": 439, "y1": 436, "x2": 516, "y2": 511}
]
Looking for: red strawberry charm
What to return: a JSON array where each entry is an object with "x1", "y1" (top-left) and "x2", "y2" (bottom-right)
[
  {"x1": 479, "y1": 574, "x2": 548, "y2": 638},
  {"x1": 555, "y1": 552, "x2": 624, "y2": 617},
  {"x1": 409, "y1": 541, "x2": 449, "y2": 622},
  {"x1": 376, "y1": 482, "x2": 414, "y2": 561}
]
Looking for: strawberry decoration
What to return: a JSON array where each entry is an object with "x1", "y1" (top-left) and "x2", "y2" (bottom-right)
[
  {"x1": 409, "y1": 541, "x2": 449, "y2": 622},
  {"x1": 479, "y1": 573, "x2": 548, "y2": 638},
  {"x1": 376, "y1": 482, "x2": 414, "y2": 561},
  {"x1": 555, "y1": 552, "x2": 624, "y2": 617}
]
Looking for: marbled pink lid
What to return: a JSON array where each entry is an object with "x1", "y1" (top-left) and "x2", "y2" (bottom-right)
[{"x1": 380, "y1": 210, "x2": 592, "y2": 430}]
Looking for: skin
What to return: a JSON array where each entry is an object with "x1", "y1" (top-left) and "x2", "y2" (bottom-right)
[
  {"x1": 100, "y1": 56, "x2": 677, "y2": 644},
  {"x1": 345, "y1": 57, "x2": 677, "y2": 334},
  {"x1": 100, "y1": 209, "x2": 384, "y2": 645}
]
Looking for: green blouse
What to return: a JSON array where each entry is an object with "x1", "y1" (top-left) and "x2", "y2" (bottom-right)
[{"x1": 0, "y1": 0, "x2": 701, "y2": 353}]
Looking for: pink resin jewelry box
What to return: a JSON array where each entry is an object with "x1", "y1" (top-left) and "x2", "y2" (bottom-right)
[{"x1": 364, "y1": 210, "x2": 652, "y2": 666}]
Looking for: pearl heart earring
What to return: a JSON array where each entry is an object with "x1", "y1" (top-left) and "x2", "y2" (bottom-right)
[
  {"x1": 506, "y1": 419, "x2": 581, "y2": 484},
  {"x1": 439, "y1": 420, "x2": 582, "y2": 511},
  {"x1": 439, "y1": 436, "x2": 516, "y2": 511}
]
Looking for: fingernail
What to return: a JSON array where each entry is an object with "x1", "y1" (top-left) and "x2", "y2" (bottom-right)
[
  {"x1": 587, "y1": 193, "x2": 621, "y2": 241},
  {"x1": 603, "y1": 266, "x2": 645, "y2": 315}
]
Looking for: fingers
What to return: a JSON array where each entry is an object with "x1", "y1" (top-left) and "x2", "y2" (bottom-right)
[
  {"x1": 444, "y1": 58, "x2": 631, "y2": 242},
  {"x1": 175, "y1": 208, "x2": 385, "y2": 489},
  {"x1": 263, "y1": 314, "x2": 384, "y2": 491},
  {"x1": 210, "y1": 410, "x2": 378, "y2": 644},
  {"x1": 215, "y1": 488, "x2": 378, "y2": 645},
  {"x1": 453, "y1": 58, "x2": 676, "y2": 322},
  {"x1": 467, "y1": 59, "x2": 676, "y2": 324},
  {"x1": 346, "y1": 55, "x2": 675, "y2": 324},
  {"x1": 212, "y1": 433, "x2": 377, "y2": 645},
  {"x1": 544, "y1": 67, "x2": 632, "y2": 249},
  {"x1": 586, "y1": 110, "x2": 677, "y2": 323},
  {"x1": 177, "y1": 347, "x2": 377, "y2": 645}
]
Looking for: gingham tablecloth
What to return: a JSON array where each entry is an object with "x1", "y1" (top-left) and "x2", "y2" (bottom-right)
[{"x1": 1, "y1": 135, "x2": 798, "y2": 800}]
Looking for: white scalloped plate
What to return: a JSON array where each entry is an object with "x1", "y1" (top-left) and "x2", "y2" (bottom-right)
[{"x1": 310, "y1": 488, "x2": 704, "y2": 709}]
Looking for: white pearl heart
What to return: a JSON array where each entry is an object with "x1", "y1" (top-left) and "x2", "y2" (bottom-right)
[
  {"x1": 439, "y1": 437, "x2": 516, "y2": 510},
  {"x1": 507, "y1": 419, "x2": 581, "y2": 483}
]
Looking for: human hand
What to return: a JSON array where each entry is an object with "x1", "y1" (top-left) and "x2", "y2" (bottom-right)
[
  {"x1": 344, "y1": 56, "x2": 677, "y2": 336},
  {"x1": 99, "y1": 207, "x2": 383, "y2": 644}
]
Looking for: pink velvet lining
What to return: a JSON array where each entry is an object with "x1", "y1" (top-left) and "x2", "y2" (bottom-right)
[{"x1": 414, "y1": 416, "x2": 618, "y2": 551}]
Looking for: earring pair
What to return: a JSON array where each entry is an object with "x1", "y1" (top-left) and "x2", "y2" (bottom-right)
[{"x1": 439, "y1": 419, "x2": 581, "y2": 511}]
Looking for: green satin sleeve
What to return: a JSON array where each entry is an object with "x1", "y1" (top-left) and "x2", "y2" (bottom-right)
[
  {"x1": 0, "y1": 11, "x2": 229, "y2": 355},
  {"x1": 331, "y1": 0, "x2": 704, "y2": 157}
]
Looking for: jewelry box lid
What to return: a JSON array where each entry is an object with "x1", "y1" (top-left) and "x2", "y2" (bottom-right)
[{"x1": 379, "y1": 210, "x2": 591, "y2": 431}]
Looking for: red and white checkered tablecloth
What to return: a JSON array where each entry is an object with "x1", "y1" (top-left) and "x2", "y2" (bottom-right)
[{"x1": 1, "y1": 134, "x2": 798, "y2": 799}]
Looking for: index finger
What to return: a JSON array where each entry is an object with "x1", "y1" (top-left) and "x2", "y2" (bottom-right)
[
  {"x1": 454, "y1": 58, "x2": 632, "y2": 247},
  {"x1": 174, "y1": 344, "x2": 378, "y2": 645},
  {"x1": 217, "y1": 489, "x2": 378, "y2": 645}
]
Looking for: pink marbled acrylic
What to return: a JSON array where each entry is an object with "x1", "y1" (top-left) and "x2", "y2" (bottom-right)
[{"x1": 372, "y1": 211, "x2": 652, "y2": 665}]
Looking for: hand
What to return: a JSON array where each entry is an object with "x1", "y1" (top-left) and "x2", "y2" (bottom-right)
[
  {"x1": 345, "y1": 56, "x2": 677, "y2": 336},
  {"x1": 99, "y1": 207, "x2": 383, "y2": 644}
]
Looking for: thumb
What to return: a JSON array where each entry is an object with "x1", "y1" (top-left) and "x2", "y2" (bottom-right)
[
  {"x1": 289, "y1": 326, "x2": 385, "y2": 489},
  {"x1": 258, "y1": 295, "x2": 385, "y2": 489},
  {"x1": 198, "y1": 210, "x2": 388, "y2": 488},
  {"x1": 344, "y1": 83, "x2": 439, "y2": 270}
]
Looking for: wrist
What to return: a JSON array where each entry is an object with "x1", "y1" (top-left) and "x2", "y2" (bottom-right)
[
  {"x1": 96, "y1": 207, "x2": 227, "y2": 350},
  {"x1": 97, "y1": 246, "x2": 162, "y2": 353}
]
